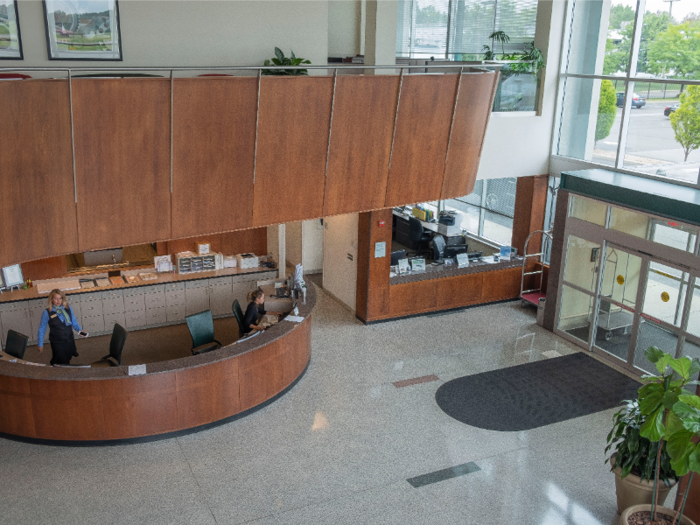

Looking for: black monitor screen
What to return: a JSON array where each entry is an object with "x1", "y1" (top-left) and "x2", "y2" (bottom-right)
[{"x1": 390, "y1": 250, "x2": 406, "y2": 266}]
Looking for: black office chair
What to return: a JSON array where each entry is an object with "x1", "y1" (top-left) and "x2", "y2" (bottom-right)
[
  {"x1": 92, "y1": 323, "x2": 128, "y2": 367},
  {"x1": 232, "y1": 299, "x2": 245, "y2": 338},
  {"x1": 186, "y1": 310, "x2": 222, "y2": 355},
  {"x1": 4, "y1": 330, "x2": 28, "y2": 360},
  {"x1": 408, "y1": 217, "x2": 432, "y2": 257}
]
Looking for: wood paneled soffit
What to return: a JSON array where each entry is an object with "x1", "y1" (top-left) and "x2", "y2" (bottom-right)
[{"x1": 1, "y1": 73, "x2": 497, "y2": 267}]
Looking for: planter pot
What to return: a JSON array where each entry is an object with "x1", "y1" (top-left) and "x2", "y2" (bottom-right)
[
  {"x1": 620, "y1": 504, "x2": 696, "y2": 525},
  {"x1": 611, "y1": 458, "x2": 676, "y2": 514}
]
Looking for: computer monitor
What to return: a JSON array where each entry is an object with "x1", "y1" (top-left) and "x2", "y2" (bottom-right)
[
  {"x1": 431, "y1": 235, "x2": 446, "y2": 261},
  {"x1": 390, "y1": 250, "x2": 406, "y2": 266}
]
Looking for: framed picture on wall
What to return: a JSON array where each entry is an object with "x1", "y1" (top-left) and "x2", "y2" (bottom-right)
[
  {"x1": 42, "y1": 0, "x2": 122, "y2": 60},
  {"x1": 0, "y1": 0, "x2": 23, "y2": 60}
]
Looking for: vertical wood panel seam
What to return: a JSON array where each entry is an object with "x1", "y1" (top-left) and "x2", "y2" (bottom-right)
[
  {"x1": 253, "y1": 70, "x2": 261, "y2": 185},
  {"x1": 322, "y1": 69, "x2": 339, "y2": 213},
  {"x1": 69, "y1": 72, "x2": 77, "y2": 204},
  {"x1": 384, "y1": 68, "x2": 405, "y2": 207},
  {"x1": 440, "y1": 69, "x2": 463, "y2": 198},
  {"x1": 170, "y1": 72, "x2": 174, "y2": 240}
]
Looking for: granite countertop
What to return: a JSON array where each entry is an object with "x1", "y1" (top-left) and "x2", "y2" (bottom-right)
[
  {"x1": 0, "y1": 283, "x2": 316, "y2": 381},
  {"x1": 0, "y1": 265, "x2": 278, "y2": 304},
  {"x1": 390, "y1": 256, "x2": 523, "y2": 285}
]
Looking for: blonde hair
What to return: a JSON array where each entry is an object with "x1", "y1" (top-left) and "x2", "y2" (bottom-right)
[
  {"x1": 47, "y1": 289, "x2": 70, "y2": 310},
  {"x1": 247, "y1": 289, "x2": 264, "y2": 303}
]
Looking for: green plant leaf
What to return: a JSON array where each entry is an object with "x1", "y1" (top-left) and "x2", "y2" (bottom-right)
[
  {"x1": 639, "y1": 387, "x2": 664, "y2": 415},
  {"x1": 669, "y1": 356, "x2": 693, "y2": 380},
  {"x1": 689, "y1": 358, "x2": 700, "y2": 378},
  {"x1": 290, "y1": 50, "x2": 296, "y2": 60},
  {"x1": 678, "y1": 395, "x2": 700, "y2": 409},
  {"x1": 645, "y1": 345, "x2": 665, "y2": 364},
  {"x1": 274, "y1": 47, "x2": 285, "y2": 61},
  {"x1": 271, "y1": 58, "x2": 282, "y2": 66},
  {"x1": 667, "y1": 429, "x2": 693, "y2": 458},
  {"x1": 640, "y1": 406, "x2": 665, "y2": 441},
  {"x1": 662, "y1": 390, "x2": 679, "y2": 410},
  {"x1": 665, "y1": 411, "x2": 684, "y2": 436},
  {"x1": 689, "y1": 446, "x2": 700, "y2": 473}
]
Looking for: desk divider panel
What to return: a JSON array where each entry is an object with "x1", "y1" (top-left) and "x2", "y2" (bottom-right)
[
  {"x1": 384, "y1": 74, "x2": 459, "y2": 208},
  {"x1": 0, "y1": 80, "x2": 78, "y2": 268},
  {"x1": 253, "y1": 77, "x2": 333, "y2": 227},
  {"x1": 441, "y1": 72, "x2": 499, "y2": 200},
  {"x1": 323, "y1": 76, "x2": 399, "y2": 216},
  {"x1": 0, "y1": 375, "x2": 36, "y2": 438},
  {"x1": 172, "y1": 78, "x2": 257, "y2": 239},
  {"x1": 73, "y1": 79, "x2": 172, "y2": 252}
]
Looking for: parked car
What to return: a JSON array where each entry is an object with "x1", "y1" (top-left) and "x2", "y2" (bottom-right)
[
  {"x1": 616, "y1": 92, "x2": 646, "y2": 108},
  {"x1": 664, "y1": 103, "x2": 680, "y2": 117}
]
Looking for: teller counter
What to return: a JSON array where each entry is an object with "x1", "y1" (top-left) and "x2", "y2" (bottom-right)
[{"x1": 0, "y1": 285, "x2": 315, "y2": 445}]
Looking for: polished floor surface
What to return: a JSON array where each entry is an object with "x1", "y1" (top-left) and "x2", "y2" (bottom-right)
[{"x1": 1, "y1": 286, "x2": 643, "y2": 525}]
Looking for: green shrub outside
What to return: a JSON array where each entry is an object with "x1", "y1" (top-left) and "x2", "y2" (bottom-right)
[{"x1": 596, "y1": 79, "x2": 617, "y2": 142}]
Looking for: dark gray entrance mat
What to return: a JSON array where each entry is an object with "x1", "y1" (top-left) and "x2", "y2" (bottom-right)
[{"x1": 435, "y1": 353, "x2": 641, "y2": 431}]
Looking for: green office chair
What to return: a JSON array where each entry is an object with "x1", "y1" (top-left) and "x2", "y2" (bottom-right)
[
  {"x1": 232, "y1": 299, "x2": 245, "y2": 338},
  {"x1": 92, "y1": 323, "x2": 128, "y2": 367},
  {"x1": 4, "y1": 330, "x2": 29, "y2": 360},
  {"x1": 186, "y1": 310, "x2": 222, "y2": 355}
]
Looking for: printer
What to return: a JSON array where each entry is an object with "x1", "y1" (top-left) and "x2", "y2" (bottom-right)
[{"x1": 437, "y1": 210, "x2": 462, "y2": 236}]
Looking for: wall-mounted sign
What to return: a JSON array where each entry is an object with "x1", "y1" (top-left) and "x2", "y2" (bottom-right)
[{"x1": 374, "y1": 241, "x2": 386, "y2": 258}]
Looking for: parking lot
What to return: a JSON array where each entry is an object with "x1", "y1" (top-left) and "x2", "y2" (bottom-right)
[{"x1": 593, "y1": 100, "x2": 700, "y2": 183}]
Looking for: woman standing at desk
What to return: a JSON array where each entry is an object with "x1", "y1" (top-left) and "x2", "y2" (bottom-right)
[
  {"x1": 37, "y1": 289, "x2": 88, "y2": 366},
  {"x1": 243, "y1": 289, "x2": 282, "y2": 334}
]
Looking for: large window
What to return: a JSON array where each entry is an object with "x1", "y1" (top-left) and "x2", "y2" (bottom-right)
[
  {"x1": 442, "y1": 177, "x2": 516, "y2": 246},
  {"x1": 396, "y1": 0, "x2": 538, "y2": 60},
  {"x1": 555, "y1": 0, "x2": 700, "y2": 187}
]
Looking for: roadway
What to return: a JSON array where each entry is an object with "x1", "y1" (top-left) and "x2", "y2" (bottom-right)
[{"x1": 592, "y1": 100, "x2": 700, "y2": 183}]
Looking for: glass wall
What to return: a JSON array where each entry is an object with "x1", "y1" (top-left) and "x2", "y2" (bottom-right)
[
  {"x1": 555, "y1": 0, "x2": 700, "y2": 187},
  {"x1": 442, "y1": 176, "x2": 516, "y2": 246}
]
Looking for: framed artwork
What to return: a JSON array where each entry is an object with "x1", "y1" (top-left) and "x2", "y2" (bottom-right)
[
  {"x1": 42, "y1": 0, "x2": 122, "y2": 60},
  {"x1": 0, "y1": 0, "x2": 23, "y2": 60}
]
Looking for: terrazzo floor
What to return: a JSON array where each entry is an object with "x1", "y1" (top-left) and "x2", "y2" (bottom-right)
[{"x1": 0, "y1": 284, "x2": 648, "y2": 525}]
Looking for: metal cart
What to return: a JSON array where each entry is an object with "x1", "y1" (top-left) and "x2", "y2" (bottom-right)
[{"x1": 520, "y1": 229, "x2": 553, "y2": 308}]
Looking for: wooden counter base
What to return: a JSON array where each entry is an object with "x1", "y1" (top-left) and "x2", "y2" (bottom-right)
[{"x1": 0, "y1": 286, "x2": 315, "y2": 445}]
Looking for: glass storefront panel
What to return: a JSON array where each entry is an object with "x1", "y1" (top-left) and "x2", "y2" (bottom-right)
[
  {"x1": 557, "y1": 77, "x2": 621, "y2": 166},
  {"x1": 634, "y1": 319, "x2": 679, "y2": 374},
  {"x1": 642, "y1": 261, "x2": 688, "y2": 328},
  {"x1": 650, "y1": 220, "x2": 698, "y2": 253},
  {"x1": 609, "y1": 207, "x2": 649, "y2": 239},
  {"x1": 563, "y1": 235, "x2": 601, "y2": 293},
  {"x1": 595, "y1": 298, "x2": 634, "y2": 362},
  {"x1": 687, "y1": 278, "x2": 700, "y2": 338},
  {"x1": 558, "y1": 285, "x2": 595, "y2": 344},
  {"x1": 482, "y1": 210, "x2": 513, "y2": 246},
  {"x1": 600, "y1": 246, "x2": 641, "y2": 308},
  {"x1": 569, "y1": 195, "x2": 607, "y2": 226}
]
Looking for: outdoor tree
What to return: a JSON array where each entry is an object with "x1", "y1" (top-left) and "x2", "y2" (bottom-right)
[
  {"x1": 648, "y1": 21, "x2": 700, "y2": 79},
  {"x1": 604, "y1": 11, "x2": 674, "y2": 75},
  {"x1": 595, "y1": 80, "x2": 617, "y2": 142},
  {"x1": 670, "y1": 85, "x2": 700, "y2": 161},
  {"x1": 608, "y1": 4, "x2": 635, "y2": 29}
]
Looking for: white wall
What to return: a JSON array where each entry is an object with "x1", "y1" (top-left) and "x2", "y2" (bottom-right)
[
  {"x1": 476, "y1": 0, "x2": 567, "y2": 181},
  {"x1": 286, "y1": 221, "x2": 303, "y2": 267},
  {"x1": 322, "y1": 213, "x2": 358, "y2": 310},
  {"x1": 4, "y1": 1, "x2": 329, "y2": 69},
  {"x1": 302, "y1": 219, "x2": 324, "y2": 273},
  {"x1": 328, "y1": 0, "x2": 362, "y2": 57}
]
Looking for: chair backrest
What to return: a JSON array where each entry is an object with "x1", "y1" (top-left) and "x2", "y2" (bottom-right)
[
  {"x1": 4, "y1": 330, "x2": 28, "y2": 359},
  {"x1": 432, "y1": 234, "x2": 446, "y2": 262},
  {"x1": 186, "y1": 310, "x2": 216, "y2": 348},
  {"x1": 408, "y1": 217, "x2": 425, "y2": 242},
  {"x1": 232, "y1": 300, "x2": 245, "y2": 336},
  {"x1": 108, "y1": 323, "x2": 128, "y2": 366}
]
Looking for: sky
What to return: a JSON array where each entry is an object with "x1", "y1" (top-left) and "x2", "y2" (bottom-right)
[{"x1": 613, "y1": 0, "x2": 698, "y2": 21}]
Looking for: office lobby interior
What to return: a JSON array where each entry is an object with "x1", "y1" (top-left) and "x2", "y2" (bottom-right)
[{"x1": 1, "y1": 0, "x2": 700, "y2": 524}]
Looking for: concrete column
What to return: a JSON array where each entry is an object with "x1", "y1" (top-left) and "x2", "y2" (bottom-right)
[{"x1": 364, "y1": 0, "x2": 398, "y2": 74}]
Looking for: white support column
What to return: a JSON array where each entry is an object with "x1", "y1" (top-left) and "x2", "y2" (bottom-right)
[{"x1": 364, "y1": 0, "x2": 398, "y2": 75}]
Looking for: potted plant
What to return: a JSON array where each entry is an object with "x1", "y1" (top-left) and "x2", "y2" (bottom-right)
[
  {"x1": 619, "y1": 346, "x2": 700, "y2": 525},
  {"x1": 262, "y1": 47, "x2": 311, "y2": 76},
  {"x1": 605, "y1": 399, "x2": 677, "y2": 514}
]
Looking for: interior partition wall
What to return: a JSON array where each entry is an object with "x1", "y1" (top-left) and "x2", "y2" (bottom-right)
[{"x1": 553, "y1": 193, "x2": 700, "y2": 376}]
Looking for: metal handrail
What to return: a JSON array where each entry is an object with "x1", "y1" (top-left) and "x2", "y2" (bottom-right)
[{"x1": 0, "y1": 63, "x2": 501, "y2": 73}]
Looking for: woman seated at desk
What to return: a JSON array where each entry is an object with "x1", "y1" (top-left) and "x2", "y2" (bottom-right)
[{"x1": 243, "y1": 289, "x2": 284, "y2": 334}]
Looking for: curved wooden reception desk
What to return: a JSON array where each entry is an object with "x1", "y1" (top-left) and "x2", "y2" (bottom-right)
[{"x1": 0, "y1": 285, "x2": 315, "y2": 445}]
